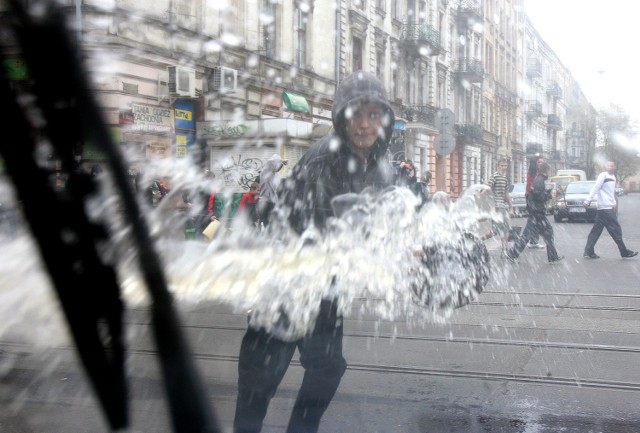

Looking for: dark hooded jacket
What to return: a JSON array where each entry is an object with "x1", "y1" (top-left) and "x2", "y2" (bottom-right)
[
  {"x1": 528, "y1": 172, "x2": 551, "y2": 215},
  {"x1": 279, "y1": 71, "x2": 395, "y2": 234}
]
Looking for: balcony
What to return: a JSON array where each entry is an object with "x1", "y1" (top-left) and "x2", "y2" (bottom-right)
[
  {"x1": 400, "y1": 104, "x2": 437, "y2": 126},
  {"x1": 400, "y1": 23, "x2": 442, "y2": 56},
  {"x1": 495, "y1": 82, "x2": 518, "y2": 106},
  {"x1": 525, "y1": 100, "x2": 543, "y2": 117},
  {"x1": 526, "y1": 58, "x2": 542, "y2": 79},
  {"x1": 547, "y1": 81, "x2": 563, "y2": 99},
  {"x1": 456, "y1": 0, "x2": 482, "y2": 31},
  {"x1": 526, "y1": 142, "x2": 544, "y2": 155},
  {"x1": 455, "y1": 123, "x2": 484, "y2": 143},
  {"x1": 547, "y1": 114, "x2": 563, "y2": 130},
  {"x1": 454, "y1": 58, "x2": 484, "y2": 83}
]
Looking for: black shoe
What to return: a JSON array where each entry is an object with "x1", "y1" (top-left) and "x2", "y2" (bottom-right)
[
  {"x1": 622, "y1": 250, "x2": 638, "y2": 258},
  {"x1": 549, "y1": 256, "x2": 565, "y2": 264},
  {"x1": 583, "y1": 253, "x2": 600, "y2": 259}
]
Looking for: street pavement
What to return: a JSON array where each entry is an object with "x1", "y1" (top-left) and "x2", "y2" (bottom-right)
[{"x1": 1, "y1": 194, "x2": 640, "y2": 432}]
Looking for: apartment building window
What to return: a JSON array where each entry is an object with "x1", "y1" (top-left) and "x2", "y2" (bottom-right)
[
  {"x1": 352, "y1": 37, "x2": 363, "y2": 70},
  {"x1": 406, "y1": 71, "x2": 412, "y2": 105},
  {"x1": 418, "y1": 68, "x2": 426, "y2": 104},
  {"x1": 376, "y1": 49, "x2": 385, "y2": 82},
  {"x1": 436, "y1": 68, "x2": 446, "y2": 107},
  {"x1": 392, "y1": 68, "x2": 399, "y2": 101},
  {"x1": 261, "y1": 0, "x2": 277, "y2": 57},
  {"x1": 376, "y1": 0, "x2": 386, "y2": 12},
  {"x1": 391, "y1": 0, "x2": 399, "y2": 20},
  {"x1": 353, "y1": 0, "x2": 366, "y2": 11},
  {"x1": 295, "y1": 7, "x2": 308, "y2": 68}
]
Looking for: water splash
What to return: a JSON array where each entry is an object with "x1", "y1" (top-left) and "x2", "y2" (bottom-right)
[{"x1": 1, "y1": 165, "x2": 505, "y2": 344}]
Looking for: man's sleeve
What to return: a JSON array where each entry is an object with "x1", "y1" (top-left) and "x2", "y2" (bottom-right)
[{"x1": 586, "y1": 173, "x2": 604, "y2": 202}]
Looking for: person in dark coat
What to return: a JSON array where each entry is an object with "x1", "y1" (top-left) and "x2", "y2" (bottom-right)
[
  {"x1": 504, "y1": 162, "x2": 563, "y2": 264},
  {"x1": 233, "y1": 70, "x2": 395, "y2": 433},
  {"x1": 525, "y1": 155, "x2": 545, "y2": 248},
  {"x1": 181, "y1": 169, "x2": 216, "y2": 239}
]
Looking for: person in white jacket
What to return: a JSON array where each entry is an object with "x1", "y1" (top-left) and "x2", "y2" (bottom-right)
[
  {"x1": 258, "y1": 153, "x2": 288, "y2": 228},
  {"x1": 583, "y1": 160, "x2": 637, "y2": 259}
]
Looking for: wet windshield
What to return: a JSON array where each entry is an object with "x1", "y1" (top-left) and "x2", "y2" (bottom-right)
[
  {"x1": 566, "y1": 181, "x2": 597, "y2": 194},
  {"x1": 2, "y1": 1, "x2": 640, "y2": 432}
]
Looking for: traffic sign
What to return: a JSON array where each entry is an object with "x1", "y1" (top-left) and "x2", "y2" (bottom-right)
[
  {"x1": 434, "y1": 133, "x2": 456, "y2": 155},
  {"x1": 435, "y1": 109, "x2": 455, "y2": 133}
]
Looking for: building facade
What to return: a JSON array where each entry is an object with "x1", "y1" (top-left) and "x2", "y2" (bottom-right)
[{"x1": 3, "y1": 0, "x2": 596, "y2": 196}]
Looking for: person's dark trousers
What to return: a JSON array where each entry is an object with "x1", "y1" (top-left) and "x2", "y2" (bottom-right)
[
  {"x1": 259, "y1": 201, "x2": 275, "y2": 228},
  {"x1": 234, "y1": 299, "x2": 347, "y2": 433},
  {"x1": 509, "y1": 212, "x2": 560, "y2": 262},
  {"x1": 584, "y1": 209, "x2": 629, "y2": 256},
  {"x1": 525, "y1": 199, "x2": 540, "y2": 245}
]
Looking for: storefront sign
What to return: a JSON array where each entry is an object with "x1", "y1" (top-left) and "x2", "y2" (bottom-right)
[
  {"x1": 131, "y1": 103, "x2": 173, "y2": 133},
  {"x1": 174, "y1": 99, "x2": 195, "y2": 130}
]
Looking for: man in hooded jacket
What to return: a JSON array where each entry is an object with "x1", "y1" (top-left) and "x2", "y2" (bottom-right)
[{"x1": 233, "y1": 71, "x2": 395, "y2": 433}]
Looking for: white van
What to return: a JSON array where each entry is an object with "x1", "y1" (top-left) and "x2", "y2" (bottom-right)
[{"x1": 556, "y1": 169, "x2": 587, "y2": 181}]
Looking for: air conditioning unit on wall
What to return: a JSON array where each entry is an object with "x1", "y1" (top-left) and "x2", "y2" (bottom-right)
[
  {"x1": 208, "y1": 66, "x2": 237, "y2": 93},
  {"x1": 167, "y1": 66, "x2": 196, "y2": 97}
]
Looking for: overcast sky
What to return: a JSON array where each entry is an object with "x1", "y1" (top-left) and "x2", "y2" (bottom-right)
[{"x1": 523, "y1": 0, "x2": 640, "y2": 124}]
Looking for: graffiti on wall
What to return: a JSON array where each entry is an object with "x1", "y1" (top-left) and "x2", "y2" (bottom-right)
[
  {"x1": 200, "y1": 122, "x2": 249, "y2": 139},
  {"x1": 213, "y1": 153, "x2": 264, "y2": 190}
]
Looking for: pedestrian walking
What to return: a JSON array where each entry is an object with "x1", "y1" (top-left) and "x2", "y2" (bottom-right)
[
  {"x1": 583, "y1": 160, "x2": 637, "y2": 259},
  {"x1": 258, "y1": 153, "x2": 288, "y2": 228},
  {"x1": 504, "y1": 162, "x2": 563, "y2": 264},
  {"x1": 237, "y1": 181, "x2": 260, "y2": 228},
  {"x1": 233, "y1": 70, "x2": 395, "y2": 433},
  {"x1": 525, "y1": 155, "x2": 545, "y2": 249},
  {"x1": 487, "y1": 157, "x2": 513, "y2": 251},
  {"x1": 181, "y1": 168, "x2": 216, "y2": 240}
]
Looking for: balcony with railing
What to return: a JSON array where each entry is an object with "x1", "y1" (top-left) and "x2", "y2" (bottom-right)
[
  {"x1": 400, "y1": 104, "x2": 437, "y2": 126},
  {"x1": 525, "y1": 100, "x2": 543, "y2": 117},
  {"x1": 495, "y1": 82, "x2": 518, "y2": 105},
  {"x1": 526, "y1": 58, "x2": 542, "y2": 79},
  {"x1": 456, "y1": 0, "x2": 482, "y2": 31},
  {"x1": 546, "y1": 81, "x2": 563, "y2": 99},
  {"x1": 454, "y1": 58, "x2": 484, "y2": 83},
  {"x1": 455, "y1": 123, "x2": 484, "y2": 143},
  {"x1": 547, "y1": 114, "x2": 563, "y2": 130},
  {"x1": 400, "y1": 23, "x2": 442, "y2": 56}
]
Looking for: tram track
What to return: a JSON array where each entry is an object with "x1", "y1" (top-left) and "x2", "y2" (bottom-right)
[{"x1": 3, "y1": 341, "x2": 639, "y2": 394}]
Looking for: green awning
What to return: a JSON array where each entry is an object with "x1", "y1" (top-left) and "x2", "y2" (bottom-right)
[{"x1": 282, "y1": 91, "x2": 310, "y2": 113}]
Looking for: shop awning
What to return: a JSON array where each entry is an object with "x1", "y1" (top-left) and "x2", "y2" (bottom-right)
[{"x1": 282, "y1": 91, "x2": 310, "y2": 113}]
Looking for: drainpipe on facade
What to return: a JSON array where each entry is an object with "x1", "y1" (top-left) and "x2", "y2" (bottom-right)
[{"x1": 335, "y1": 0, "x2": 341, "y2": 85}]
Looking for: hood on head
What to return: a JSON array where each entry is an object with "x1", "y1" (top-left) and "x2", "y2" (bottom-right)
[{"x1": 331, "y1": 70, "x2": 395, "y2": 154}]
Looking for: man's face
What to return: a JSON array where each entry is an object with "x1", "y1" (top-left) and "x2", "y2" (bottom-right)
[
  {"x1": 499, "y1": 161, "x2": 508, "y2": 173},
  {"x1": 344, "y1": 102, "x2": 384, "y2": 151},
  {"x1": 606, "y1": 161, "x2": 616, "y2": 174},
  {"x1": 537, "y1": 158, "x2": 544, "y2": 167}
]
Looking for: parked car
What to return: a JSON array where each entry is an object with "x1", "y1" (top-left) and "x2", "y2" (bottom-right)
[
  {"x1": 556, "y1": 169, "x2": 587, "y2": 181},
  {"x1": 549, "y1": 175, "x2": 578, "y2": 194},
  {"x1": 615, "y1": 186, "x2": 627, "y2": 196},
  {"x1": 509, "y1": 182, "x2": 555, "y2": 217},
  {"x1": 554, "y1": 181, "x2": 597, "y2": 222},
  {"x1": 509, "y1": 182, "x2": 527, "y2": 217}
]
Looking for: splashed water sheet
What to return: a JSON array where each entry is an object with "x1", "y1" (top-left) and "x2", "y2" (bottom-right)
[
  {"x1": 1, "y1": 168, "x2": 501, "y2": 344},
  {"x1": 121, "y1": 181, "x2": 498, "y2": 341}
]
